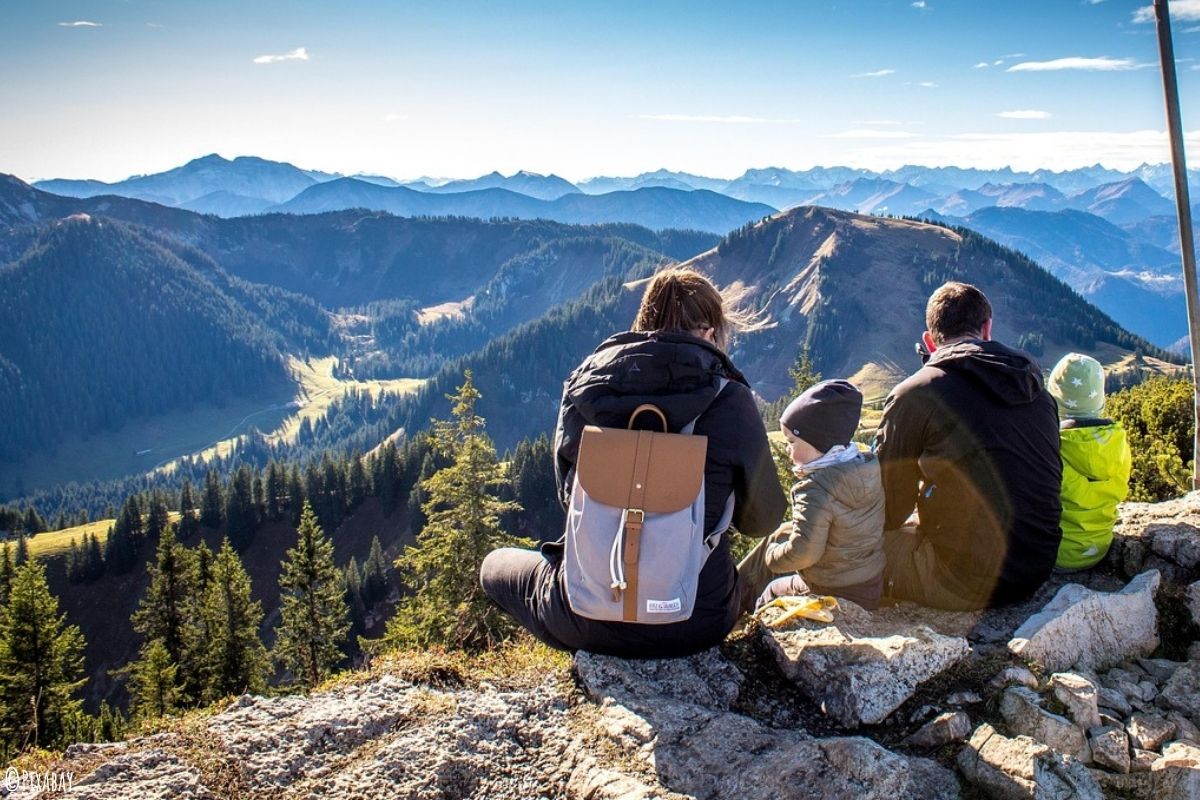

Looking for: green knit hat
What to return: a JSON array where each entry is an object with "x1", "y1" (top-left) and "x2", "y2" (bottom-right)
[{"x1": 1048, "y1": 353, "x2": 1105, "y2": 419}]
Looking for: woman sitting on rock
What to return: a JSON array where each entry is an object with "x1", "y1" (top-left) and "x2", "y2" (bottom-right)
[{"x1": 479, "y1": 267, "x2": 787, "y2": 658}]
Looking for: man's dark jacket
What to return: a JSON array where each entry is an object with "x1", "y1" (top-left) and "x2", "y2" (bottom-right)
[
  {"x1": 547, "y1": 331, "x2": 786, "y2": 655},
  {"x1": 876, "y1": 339, "x2": 1063, "y2": 607}
]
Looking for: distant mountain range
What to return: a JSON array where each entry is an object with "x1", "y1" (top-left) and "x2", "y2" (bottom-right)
[{"x1": 19, "y1": 154, "x2": 1199, "y2": 346}]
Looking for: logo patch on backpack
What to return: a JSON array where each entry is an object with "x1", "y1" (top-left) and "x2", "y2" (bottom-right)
[{"x1": 646, "y1": 598, "x2": 682, "y2": 614}]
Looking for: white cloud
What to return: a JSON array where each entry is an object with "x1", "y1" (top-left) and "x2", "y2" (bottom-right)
[
  {"x1": 994, "y1": 59, "x2": 1004, "y2": 65},
  {"x1": 383, "y1": 113, "x2": 408, "y2": 122},
  {"x1": 253, "y1": 47, "x2": 310, "y2": 65},
  {"x1": 1085, "y1": 0, "x2": 1105, "y2": 5},
  {"x1": 911, "y1": 1, "x2": 928, "y2": 8},
  {"x1": 639, "y1": 114, "x2": 770, "y2": 124},
  {"x1": 57, "y1": 20, "x2": 101, "y2": 27},
  {"x1": 919, "y1": 81, "x2": 938, "y2": 87},
  {"x1": 853, "y1": 68, "x2": 896, "y2": 78},
  {"x1": 826, "y1": 129, "x2": 919, "y2": 139},
  {"x1": 853, "y1": 119, "x2": 905, "y2": 125},
  {"x1": 973, "y1": 62, "x2": 990, "y2": 68},
  {"x1": 1135, "y1": 1, "x2": 1200, "y2": 23},
  {"x1": 1007, "y1": 56, "x2": 1140, "y2": 72},
  {"x1": 997, "y1": 109, "x2": 1053, "y2": 119},
  {"x1": 1002, "y1": 53, "x2": 1027, "y2": 59},
  {"x1": 146, "y1": 22, "x2": 164, "y2": 28}
]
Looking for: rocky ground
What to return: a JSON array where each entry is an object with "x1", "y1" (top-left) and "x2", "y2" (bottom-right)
[{"x1": 7, "y1": 494, "x2": 1200, "y2": 799}]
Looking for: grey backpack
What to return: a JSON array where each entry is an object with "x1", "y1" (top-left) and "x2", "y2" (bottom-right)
[{"x1": 563, "y1": 380, "x2": 732, "y2": 624}]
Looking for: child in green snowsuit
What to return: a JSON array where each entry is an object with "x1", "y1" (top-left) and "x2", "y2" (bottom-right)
[{"x1": 1047, "y1": 353, "x2": 1131, "y2": 570}]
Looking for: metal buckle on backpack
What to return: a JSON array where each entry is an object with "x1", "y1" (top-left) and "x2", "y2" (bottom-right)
[{"x1": 625, "y1": 509, "x2": 645, "y2": 524}]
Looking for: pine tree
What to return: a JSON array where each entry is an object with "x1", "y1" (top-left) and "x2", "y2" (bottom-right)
[
  {"x1": 224, "y1": 466, "x2": 257, "y2": 545},
  {"x1": 361, "y1": 536, "x2": 389, "y2": 605},
  {"x1": 201, "y1": 470, "x2": 223, "y2": 528},
  {"x1": 127, "y1": 639, "x2": 181, "y2": 720},
  {"x1": 145, "y1": 492, "x2": 170, "y2": 541},
  {"x1": 343, "y1": 557, "x2": 366, "y2": 636},
  {"x1": 131, "y1": 526, "x2": 192, "y2": 666},
  {"x1": 348, "y1": 453, "x2": 368, "y2": 509},
  {"x1": 274, "y1": 503, "x2": 350, "y2": 689},
  {"x1": 384, "y1": 372, "x2": 530, "y2": 650},
  {"x1": 178, "y1": 480, "x2": 199, "y2": 539},
  {"x1": 0, "y1": 545, "x2": 12, "y2": 601},
  {"x1": 265, "y1": 461, "x2": 285, "y2": 522},
  {"x1": 200, "y1": 539, "x2": 268, "y2": 700},
  {"x1": 0, "y1": 560, "x2": 86, "y2": 752},
  {"x1": 179, "y1": 541, "x2": 214, "y2": 701},
  {"x1": 14, "y1": 534, "x2": 28, "y2": 567}
]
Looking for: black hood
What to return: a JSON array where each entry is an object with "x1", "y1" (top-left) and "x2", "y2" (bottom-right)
[
  {"x1": 926, "y1": 339, "x2": 1045, "y2": 406},
  {"x1": 563, "y1": 331, "x2": 748, "y2": 431}
]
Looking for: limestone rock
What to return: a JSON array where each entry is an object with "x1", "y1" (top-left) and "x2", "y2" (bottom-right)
[
  {"x1": 944, "y1": 690, "x2": 983, "y2": 706},
  {"x1": 1098, "y1": 685, "x2": 1133, "y2": 717},
  {"x1": 1088, "y1": 725, "x2": 1130, "y2": 774},
  {"x1": 578, "y1": 651, "x2": 960, "y2": 800},
  {"x1": 1158, "y1": 739, "x2": 1200, "y2": 766},
  {"x1": 999, "y1": 687, "x2": 1091, "y2": 763},
  {"x1": 1048, "y1": 672, "x2": 1101, "y2": 730},
  {"x1": 1188, "y1": 580, "x2": 1200, "y2": 627},
  {"x1": 957, "y1": 723, "x2": 1102, "y2": 800},
  {"x1": 1168, "y1": 711, "x2": 1200, "y2": 743},
  {"x1": 989, "y1": 666, "x2": 1039, "y2": 691},
  {"x1": 1127, "y1": 712, "x2": 1177, "y2": 752},
  {"x1": 1138, "y1": 658, "x2": 1184, "y2": 685},
  {"x1": 1007, "y1": 570, "x2": 1161, "y2": 672},
  {"x1": 760, "y1": 600, "x2": 970, "y2": 727},
  {"x1": 573, "y1": 647, "x2": 741, "y2": 711},
  {"x1": 1159, "y1": 660, "x2": 1200, "y2": 721},
  {"x1": 1132, "y1": 748, "x2": 1159, "y2": 771},
  {"x1": 1093, "y1": 741, "x2": 1200, "y2": 800},
  {"x1": 55, "y1": 749, "x2": 213, "y2": 800},
  {"x1": 903, "y1": 711, "x2": 973, "y2": 749}
]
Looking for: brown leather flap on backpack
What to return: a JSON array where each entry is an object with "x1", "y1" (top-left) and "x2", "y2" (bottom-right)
[{"x1": 576, "y1": 425, "x2": 707, "y2": 513}]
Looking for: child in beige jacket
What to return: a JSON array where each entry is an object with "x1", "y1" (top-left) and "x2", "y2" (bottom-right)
[{"x1": 738, "y1": 380, "x2": 886, "y2": 611}]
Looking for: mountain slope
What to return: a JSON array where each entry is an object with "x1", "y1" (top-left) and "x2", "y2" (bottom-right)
[
  {"x1": 272, "y1": 180, "x2": 775, "y2": 234},
  {"x1": 423, "y1": 170, "x2": 580, "y2": 200},
  {"x1": 1068, "y1": 177, "x2": 1175, "y2": 224},
  {"x1": 392, "y1": 206, "x2": 1168, "y2": 450},
  {"x1": 34, "y1": 154, "x2": 318, "y2": 206},
  {"x1": 929, "y1": 206, "x2": 1185, "y2": 345},
  {"x1": 0, "y1": 217, "x2": 307, "y2": 461}
]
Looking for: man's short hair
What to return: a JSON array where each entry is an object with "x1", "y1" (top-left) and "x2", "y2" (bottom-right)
[{"x1": 926, "y1": 282, "x2": 992, "y2": 344}]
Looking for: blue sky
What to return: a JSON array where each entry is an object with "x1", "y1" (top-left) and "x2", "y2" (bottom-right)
[{"x1": 4, "y1": 0, "x2": 1200, "y2": 182}]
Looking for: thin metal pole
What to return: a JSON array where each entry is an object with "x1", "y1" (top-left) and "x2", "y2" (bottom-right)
[{"x1": 1154, "y1": 0, "x2": 1200, "y2": 489}]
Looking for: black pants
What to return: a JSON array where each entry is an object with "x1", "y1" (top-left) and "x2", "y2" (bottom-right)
[{"x1": 479, "y1": 546, "x2": 738, "y2": 659}]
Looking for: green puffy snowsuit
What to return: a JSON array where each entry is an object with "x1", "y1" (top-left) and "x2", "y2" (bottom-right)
[{"x1": 1055, "y1": 421, "x2": 1131, "y2": 569}]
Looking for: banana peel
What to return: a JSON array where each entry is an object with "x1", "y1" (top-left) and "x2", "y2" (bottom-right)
[{"x1": 754, "y1": 594, "x2": 839, "y2": 627}]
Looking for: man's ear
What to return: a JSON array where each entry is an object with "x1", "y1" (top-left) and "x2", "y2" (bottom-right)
[
  {"x1": 922, "y1": 330, "x2": 938, "y2": 353},
  {"x1": 981, "y1": 319, "x2": 993, "y2": 341}
]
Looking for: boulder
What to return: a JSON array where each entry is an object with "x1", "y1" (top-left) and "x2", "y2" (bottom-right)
[
  {"x1": 1098, "y1": 685, "x2": 1133, "y2": 717},
  {"x1": 1168, "y1": 711, "x2": 1200, "y2": 743},
  {"x1": 903, "y1": 711, "x2": 973, "y2": 749},
  {"x1": 1091, "y1": 741, "x2": 1200, "y2": 799},
  {"x1": 1132, "y1": 748, "x2": 1159, "y2": 772},
  {"x1": 576, "y1": 651, "x2": 961, "y2": 800},
  {"x1": 1007, "y1": 570, "x2": 1161, "y2": 672},
  {"x1": 999, "y1": 687, "x2": 1091, "y2": 763},
  {"x1": 957, "y1": 723, "x2": 1102, "y2": 800},
  {"x1": 989, "y1": 666, "x2": 1039, "y2": 691},
  {"x1": 1139, "y1": 658, "x2": 1185, "y2": 685},
  {"x1": 1088, "y1": 725, "x2": 1130, "y2": 774},
  {"x1": 1127, "y1": 712, "x2": 1177, "y2": 752},
  {"x1": 1159, "y1": 660, "x2": 1200, "y2": 721},
  {"x1": 760, "y1": 600, "x2": 970, "y2": 727},
  {"x1": 1048, "y1": 672, "x2": 1101, "y2": 730}
]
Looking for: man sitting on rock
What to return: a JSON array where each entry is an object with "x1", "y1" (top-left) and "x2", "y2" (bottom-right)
[{"x1": 875, "y1": 281, "x2": 1062, "y2": 610}]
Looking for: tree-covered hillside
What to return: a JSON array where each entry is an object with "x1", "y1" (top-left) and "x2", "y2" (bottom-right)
[{"x1": 0, "y1": 217, "x2": 316, "y2": 461}]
